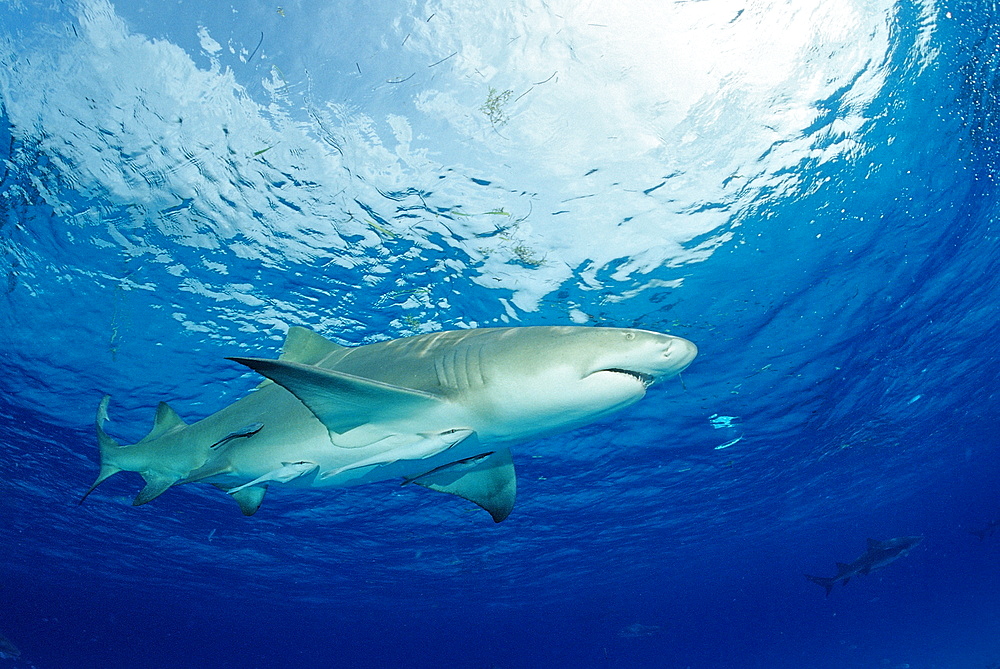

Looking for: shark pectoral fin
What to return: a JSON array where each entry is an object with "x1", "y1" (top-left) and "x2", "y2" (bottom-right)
[
  {"x1": 133, "y1": 472, "x2": 180, "y2": 506},
  {"x1": 227, "y1": 357, "x2": 444, "y2": 435},
  {"x1": 405, "y1": 448, "x2": 517, "y2": 523},
  {"x1": 231, "y1": 486, "x2": 267, "y2": 516}
]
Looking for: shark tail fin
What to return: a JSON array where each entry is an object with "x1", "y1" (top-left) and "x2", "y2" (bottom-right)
[
  {"x1": 804, "y1": 574, "x2": 836, "y2": 597},
  {"x1": 80, "y1": 395, "x2": 125, "y2": 504},
  {"x1": 81, "y1": 396, "x2": 187, "y2": 506}
]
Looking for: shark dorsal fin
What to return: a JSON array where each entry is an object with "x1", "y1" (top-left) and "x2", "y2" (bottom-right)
[
  {"x1": 405, "y1": 448, "x2": 517, "y2": 523},
  {"x1": 228, "y1": 357, "x2": 445, "y2": 435},
  {"x1": 279, "y1": 326, "x2": 347, "y2": 366},
  {"x1": 866, "y1": 538, "x2": 881, "y2": 552},
  {"x1": 138, "y1": 402, "x2": 187, "y2": 443}
]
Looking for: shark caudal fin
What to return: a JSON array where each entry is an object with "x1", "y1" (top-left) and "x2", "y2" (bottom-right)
[
  {"x1": 79, "y1": 395, "x2": 124, "y2": 504},
  {"x1": 80, "y1": 396, "x2": 190, "y2": 506},
  {"x1": 805, "y1": 574, "x2": 836, "y2": 597}
]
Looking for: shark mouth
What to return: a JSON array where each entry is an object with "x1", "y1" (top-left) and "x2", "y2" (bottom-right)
[{"x1": 600, "y1": 368, "x2": 655, "y2": 388}]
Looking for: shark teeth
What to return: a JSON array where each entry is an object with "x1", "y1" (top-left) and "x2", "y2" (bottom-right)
[{"x1": 601, "y1": 368, "x2": 655, "y2": 388}]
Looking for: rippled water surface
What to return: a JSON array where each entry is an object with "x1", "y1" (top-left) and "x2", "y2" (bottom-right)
[{"x1": 2, "y1": 0, "x2": 1000, "y2": 667}]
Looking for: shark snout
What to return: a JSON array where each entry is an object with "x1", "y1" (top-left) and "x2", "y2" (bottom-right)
[{"x1": 664, "y1": 336, "x2": 698, "y2": 373}]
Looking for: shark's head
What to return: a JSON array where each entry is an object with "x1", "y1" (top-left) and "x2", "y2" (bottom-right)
[
  {"x1": 578, "y1": 327, "x2": 698, "y2": 389},
  {"x1": 475, "y1": 326, "x2": 697, "y2": 441}
]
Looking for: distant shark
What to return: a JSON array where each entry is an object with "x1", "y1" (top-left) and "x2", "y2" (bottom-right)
[
  {"x1": 805, "y1": 536, "x2": 923, "y2": 596},
  {"x1": 970, "y1": 518, "x2": 1000, "y2": 541},
  {"x1": 81, "y1": 326, "x2": 697, "y2": 521}
]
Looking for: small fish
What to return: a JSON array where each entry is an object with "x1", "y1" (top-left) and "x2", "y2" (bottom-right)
[
  {"x1": 618, "y1": 623, "x2": 661, "y2": 638},
  {"x1": 209, "y1": 423, "x2": 264, "y2": 450}
]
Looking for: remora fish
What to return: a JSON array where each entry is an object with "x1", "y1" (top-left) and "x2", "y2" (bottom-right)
[
  {"x1": 805, "y1": 536, "x2": 923, "y2": 596},
  {"x1": 82, "y1": 326, "x2": 697, "y2": 521}
]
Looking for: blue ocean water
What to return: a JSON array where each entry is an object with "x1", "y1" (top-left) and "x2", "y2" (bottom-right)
[{"x1": 2, "y1": 0, "x2": 1000, "y2": 666}]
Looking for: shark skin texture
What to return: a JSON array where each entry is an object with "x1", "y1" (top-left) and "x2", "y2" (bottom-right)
[
  {"x1": 805, "y1": 536, "x2": 924, "y2": 596},
  {"x1": 81, "y1": 325, "x2": 697, "y2": 521}
]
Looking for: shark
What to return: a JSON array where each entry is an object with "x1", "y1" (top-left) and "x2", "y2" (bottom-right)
[
  {"x1": 81, "y1": 325, "x2": 697, "y2": 521},
  {"x1": 970, "y1": 518, "x2": 1000, "y2": 541},
  {"x1": 805, "y1": 536, "x2": 923, "y2": 596}
]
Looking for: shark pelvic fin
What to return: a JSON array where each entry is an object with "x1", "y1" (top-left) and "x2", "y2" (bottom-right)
[
  {"x1": 211, "y1": 483, "x2": 268, "y2": 516},
  {"x1": 280, "y1": 326, "x2": 347, "y2": 366},
  {"x1": 133, "y1": 472, "x2": 180, "y2": 505},
  {"x1": 231, "y1": 485, "x2": 267, "y2": 516},
  {"x1": 227, "y1": 357, "x2": 444, "y2": 435},
  {"x1": 404, "y1": 448, "x2": 517, "y2": 523},
  {"x1": 80, "y1": 395, "x2": 124, "y2": 504}
]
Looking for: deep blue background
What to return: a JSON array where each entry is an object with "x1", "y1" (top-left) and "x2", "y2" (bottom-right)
[{"x1": 2, "y1": 0, "x2": 1000, "y2": 667}]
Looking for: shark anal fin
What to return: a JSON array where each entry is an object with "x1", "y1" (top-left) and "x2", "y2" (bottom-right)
[
  {"x1": 405, "y1": 448, "x2": 516, "y2": 523},
  {"x1": 133, "y1": 472, "x2": 180, "y2": 506},
  {"x1": 231, "y1": 485, "x2": 267, "y2": 516},
  {"x1": 227, "y1": 357, "x2": 444, "y2": 435}
]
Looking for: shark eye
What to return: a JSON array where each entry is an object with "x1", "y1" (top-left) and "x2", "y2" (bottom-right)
[{"x1": 624, "y1": 332, "x2": 635, "y2": 341}]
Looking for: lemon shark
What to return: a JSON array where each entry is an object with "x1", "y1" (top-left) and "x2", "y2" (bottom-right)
[
  {"x1": 805, "y1": 536, "x2": 923, "y2": 596},
  {"x1": 81, "y1": 326, "x2": 697, "y2": 521}
]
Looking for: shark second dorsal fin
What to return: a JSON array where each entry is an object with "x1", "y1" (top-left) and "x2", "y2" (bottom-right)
[
  {"x1": 405, "y1": 448, "x2": 517, "y2": 523},
  {"x1": 280, "y1": 326, "x2": 346, "y2": 366},
  {"x1": 228, "y1": 357, "x2": 444, "y2": 435},
  {"x1": 866, "y1": 538, "x2": 882, "y2": 551},
  {"x1": 137, "y1": 402, "x2": 187, "y2": 444}
]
